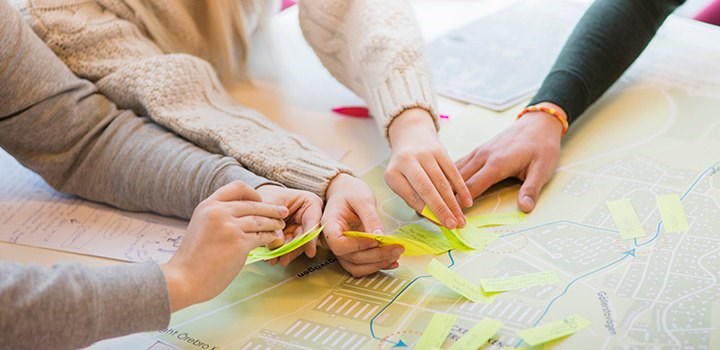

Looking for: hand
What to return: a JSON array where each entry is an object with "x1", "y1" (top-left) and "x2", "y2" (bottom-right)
[
  {"x1": 160, "y1": 181, "x2": 288, "y2": 312},
  {"x1": 256, "y1": 185, "x2": 323, "y2": 267},
  {"x1": 385, "y1": 108, "x2": 473, "y2": 229},
  {"x1": 455, "y1": 105, "x2": 564, "y2": 213},
  {"x1": 321, "y1": 173, "x2": 404, "y2": 277}
]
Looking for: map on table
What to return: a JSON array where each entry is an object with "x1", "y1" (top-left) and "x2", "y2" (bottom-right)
[{"x1": 2, "y1": 12, "x2": 720, "y2": 350}]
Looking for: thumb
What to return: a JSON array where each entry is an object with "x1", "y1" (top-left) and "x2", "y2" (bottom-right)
[
  {"x1": 256, "y1": 231, "x2": 284, "y2": 247},
  {"x1": 352, "y1": 198, "x2": 384, "y2": 235},
  {"x1": 518, "y1": 162, "x2": 555, "y2": 213}
]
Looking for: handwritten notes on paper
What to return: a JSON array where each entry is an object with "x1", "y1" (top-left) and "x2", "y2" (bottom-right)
[
  {"x1": 656, "y1": 194, "x2": 690, "y2": 233},
  {"x1": 416, "y1": 313, "x2": 457, "y2": 350},
  {"x1": 517, "y1": 314, "x2": 591, "y2": 346},
  {"x1": 425, "y1": 259, "x2": 496, "y2": 303},
  {"x1": 480, "y1": 271, "x2": 559, "y2": 292},
  {"x1": 467, "y1": 212, "x2": 527, "y2": 227},
  {"x1": 606, "y1": 199, "x2": 647, "y2": 240},
  {"x1": 246, "y1": 225, "x2": 323, "y2": 264},
  {"x1": 449, "y1": 317, "x2": 503, "y2": 350}
]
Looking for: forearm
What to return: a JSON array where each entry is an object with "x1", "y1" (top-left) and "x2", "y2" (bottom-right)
[
  {"x1": 299, "y1": 0, "x2": 439, "y2": 140},
  {"x1": 530, "y1": 0, "x2": 685, "y2": 123},
  {"x1": 0, "y1": 262, "x2": 170, "y2": 350}
]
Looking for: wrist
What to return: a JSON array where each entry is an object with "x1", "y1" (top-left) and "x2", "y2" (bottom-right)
[
  {"x1": 160, "y1": 263, "x2": 196, "y2": 312},
  {"x1": 388, "y1": 108, "x2": 437, "y2": 147},
  {"x1": 517, "y1": 102, "x2": 568, "y2": 136},
  {"x1": 326, "y1": 172, "x2": 353, "y2": 200}
]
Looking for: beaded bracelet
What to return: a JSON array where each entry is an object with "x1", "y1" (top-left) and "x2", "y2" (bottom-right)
[{"x1": 516, "y1": 104, "x2": 569, "y2": 136}]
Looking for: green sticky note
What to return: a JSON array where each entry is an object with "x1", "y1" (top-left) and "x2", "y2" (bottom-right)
[
  {"x1": 480, "y1": 271, "x2": 559, "y2": 292},
  {"x1": 606, "y1": 199, "x2": 646, "y2": 240},
  {"x1": 395, "y1": 224, "x2": 454, "y2": 254},
  {"x1": 425, "y1": 259, "x2": 496, "y2": 303},
  {"x1": 517, "y1": 314, "x2": 591, "y2": 346},
  {"x1": 467, "y1": 212, "x2": 527, "y2": 228},
  {"x1": 656, "y1": 194, "x2": 690, "y2": 233},
  {"x1": 440, "y1": 226, "x2": 498, "y2": 252},
  {"x1": 449, "y1": 317, "x2": 503, "y2": 350},
  {"x1": 245, "y1": 224, "x2": 323, "y2": 264},
  {"x1": 421, "y1": 206, "x2": 443, "y2": 225},
  {"x1": 416, "y1": 313, "x2": 457, "y2": 350}
]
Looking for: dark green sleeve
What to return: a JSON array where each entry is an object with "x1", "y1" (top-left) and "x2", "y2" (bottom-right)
[{"x1": 530, "y1": 0, "x2": 685, "y2": 124}]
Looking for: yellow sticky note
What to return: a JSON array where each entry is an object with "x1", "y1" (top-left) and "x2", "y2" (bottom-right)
[
  {"x1": 343, "y1": 231, "x2": 434, "y2": 256},
  {"x1": 517, "y1": 314, "x2": 591, "y2": 346},
  {"x1": 395, "y1": 224, "x2": 454, "y2": 254},
  {"x1": 425, "y1": 259, "x2": 496, "y2": 303},
  {"x1": 246, "y1": 225, "x2": 322, "y2": 264},
  {"x1": 421, "y1": 206, "x2": 443, "y2": 225},
  {"x1": 606, "y1": 199, "x2": 646, "y2": 239},
  {"x1": 449, "y1": 317, "x2": 503, "y2": 350},
  {"x1": 415, "y1": 313, "x2": 457, "y2": 350},
  {"x1": 440, "y1": 226, "x2": 498, "y2": 252},
  {"x1": 480, "y1": 271, "x2": 559, "y2": 292},
  {"x1": 467, "y1": 212, "x2": 527, "y2": 228},
  {"x1": 656, "y1": 194, "x2": 690, "y2": 233}
]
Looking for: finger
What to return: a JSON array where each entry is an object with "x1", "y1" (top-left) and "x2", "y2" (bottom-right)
[
  {"x1": 518, "y1": 161, "x2": 556, "y2": 213},
  {"x1": 422, "y1": 159, "x2": 466, "y2": 227},
  {"x1": 340, "y1": 245, "x2": 404, "y2": 265},
  {"x1": 321, "y1": 212, "x2": 379, "y2": 256},
  {"x1": 226, "y1": 201, "x2": 288, "y2": 219},
  {"x1": 210, "y1": 180, "x2": 261, "y2": 202},
  {"x1": 301, "y1": 201, "x2": 323, "y2": 258},
  {"x1": 236, "y1": 216, "x2": 286, "y2": 233},
  {"x1": 252, "y1": 231, "x2": 284, "y2": 247},
  {"x1": 351, "y1": 197, "x2": 384, "y2": 234},
  {"x1": 436, "y1": 152, "x2": 474, "y2": 208},
  {"x1": 382, "y1": 261, "x2": 400, "y2": 270},
  {"x1": 385, "y1": 173, "x2": 425, "y2": 214},
  {"x1": 338, "y1": 256, "x2": 402, "y2": 278},
  {"x1": 464, "y1": 161, "x2": 512, "y2": 199},
  {"x1": 456, "y1": 149, "x2": 488, "y2": 182},
  {"x1": 407, "y1": 163, "x2": 457, "y2": 229}
]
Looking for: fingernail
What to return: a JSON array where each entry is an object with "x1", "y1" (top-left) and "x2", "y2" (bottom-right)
[
  {"x1": 277, "y1": 206, "x2": 289, "y2": 216},
  {"x1": 372, "y1": 229, "x2": 384, "y2": 235},
  {"x1": 522, "y1": 195, "x2": 534, "y2": 209},
  {"x1": 465, "y1": 197, "x2": 474, "y2": 208},
  {"x1": 392, "y1": 247, "x2": 404, "y2": 256},
  {"x1": 459, "y1": 216, "x2": 467, "y2": 228},
  {"x1": 445, "y1": 218, "x2": 457, "y2": 229}
]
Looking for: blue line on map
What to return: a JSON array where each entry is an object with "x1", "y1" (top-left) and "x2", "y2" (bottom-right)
[{"x1": 369, "y1": 250, "x2": 456, "y2": 347}]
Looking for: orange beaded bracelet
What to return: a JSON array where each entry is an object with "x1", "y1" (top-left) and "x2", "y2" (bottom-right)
[{"x1": 516, "y1": 104, "x2": 569, "y2": 136}]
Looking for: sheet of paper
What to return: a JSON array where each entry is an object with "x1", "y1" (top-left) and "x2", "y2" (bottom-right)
[
  {"x1": 246, "y1": 225, "x2": 323, "y2": 264},
  {"x1": 656, "y1": 194, "x2": 690, "y2": 233},
  {"x1": 448, "y1": 317, "x2": 503, "y2": 350},
  {"x1": 395, "y1": 224, "x2": 454, "y2": 254},
  {"x1": 606, "y1": 199, "x2": 647, "y2": 240},
  {"x1": 0, "y1": 151, "x2": 185, "y2": 263},
  {"x1": 425, "y1": 258, "x2": 496, "y2": 303},
  {"x1": 415, "y1": 313, "x2": 457, "y2": 350},
  {"x1": 480, "y1": 271, "x2": 559, "y2": 292},
  {"x1": 517, "y1": 314, "x2": 591, "y2": 346},
  {"x1": 426, "y1": 0, "x2": 587, "y2": 110},
  {"x1": 421, "y1": 206, "x2": 443, "y2": 225}
]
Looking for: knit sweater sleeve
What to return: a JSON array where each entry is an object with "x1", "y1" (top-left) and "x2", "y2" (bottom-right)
[
  {"x1": 19, "y1": 0, "x2": 352, "y2": 198},
  {"x1": 298, "y1": 0, "x2": 440, "y2": 140},
  {"x1": 529, "y1": 0, "x2": 685, "y2": 124}
]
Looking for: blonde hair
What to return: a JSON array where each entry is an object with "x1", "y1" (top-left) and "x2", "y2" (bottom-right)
[{"x1": 123, "y1": 0, "x2": 272, "y2": 84}]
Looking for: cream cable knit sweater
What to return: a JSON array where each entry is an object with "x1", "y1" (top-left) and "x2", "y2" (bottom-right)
[{"x1": 14, "y1": 0, "x2": 439, "y2": 197}]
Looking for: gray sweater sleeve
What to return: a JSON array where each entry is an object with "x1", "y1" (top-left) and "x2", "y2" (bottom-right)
[
  {"x1": 0, "y1": 0, "x2": 278, "y2": 220},
  {"x1": 529, "y1": 0, "x2": 685, "y2": 124},
  {"x1": 0, "y1": 261, "x2": 170, "y2": 350}
]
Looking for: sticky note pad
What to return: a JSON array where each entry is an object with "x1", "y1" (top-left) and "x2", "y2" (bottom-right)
[
  {"x1": 246, "y1": 225, "x2": 323, "y2": 264},
  {"x1": 395, "y1": 224, "x2": 454, "y2": 254},
  {"x1": 656, "y1": 194, "x2": 690, "y2": 233},
  {"x1": 517, "y1": 314, "x2": 591, "y2": 346},
  {"x1": 425, "y1": 259, "x2": 496, "y2": 303},
  {"x1": 480, "y1": 271, "x2": 559, "y2": 292},
  {"x1": 467, "y1": 212, "x2": 527, "y2": 228},
  {"x1": 415, "y1": 313, "x2": 457, "y2": 350},
  {"x1": 449, "y1": 317, "x2": 503, "y2": 350},
  {"x1": 421, "y1": 206, "x2": 443, "y2": 225},
  {"x1": 606, "y1": 199, "x2": 646, "y2": 239},
  {"x1": 343, "y1": 230, "x2": 435, "y2": 256}
]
